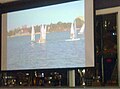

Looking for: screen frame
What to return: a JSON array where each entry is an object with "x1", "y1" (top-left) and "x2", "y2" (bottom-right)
[{"x1": 0, "y1": 0, "x2": 95, "y2": 71}]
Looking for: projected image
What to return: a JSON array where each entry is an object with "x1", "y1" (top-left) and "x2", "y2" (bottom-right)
[{"x1": 7, "y1": 0, "x2": 85, "y2": 70}]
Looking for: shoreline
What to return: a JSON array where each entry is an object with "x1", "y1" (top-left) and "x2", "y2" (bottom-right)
[{"x1": 8, "y1": 32, "x2": 41, "y2": 38}]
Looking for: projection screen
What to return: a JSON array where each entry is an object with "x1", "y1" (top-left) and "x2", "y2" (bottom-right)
[{"x1": 1, "y1": 0, "x2": 94, "y2": 70}]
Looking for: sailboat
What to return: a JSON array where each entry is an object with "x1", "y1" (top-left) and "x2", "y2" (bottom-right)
[
  {"x1": 66, "y1": 21, "x2": 80, "y2": 41},
  {"x1": 70, "y1": 23, "x2": 75, "y2": 39},
  {"x1": 78, "y1": 24, "x2": 85, "y2": 34},
  {"x1": 31, "y1": 25, "x2": 35, "y2": 42},
  {"x1": 38, "y1": 24, "x2": 46, "y2": 43}
]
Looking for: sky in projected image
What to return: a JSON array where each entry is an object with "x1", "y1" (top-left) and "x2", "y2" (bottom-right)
[
  {"x1": 7, "y1": 0, "x2": 86, "y2": 70},
  {"x1": 7, "y1": 0, "x2": 84, "y2": 31}
]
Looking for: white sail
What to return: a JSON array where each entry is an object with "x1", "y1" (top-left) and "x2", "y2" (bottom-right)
[
  {"x1": 70, "y1": 23, "x2": 75, "y2": 39},
  {"x1": 78, "y1": 24, "x2": 85, "y2": 34},
  {"x1": 43, "y1": 25, "x2": 47, "y2": 40},
  {"x1": 31, "y1": 25, "x2": 35, "y2": 41},
  {"x1": 40, "y1": 24, "x2": 44, "y2": 39},
  {"x1": 39, "y1": 24, "x2": 46, "y2": 43},
  {"x1": 70, "y1": 21, "x2": 77, "y2": 39},
  {"x1": 74, "y1": 21, "x2": 77, "y2": 38}
]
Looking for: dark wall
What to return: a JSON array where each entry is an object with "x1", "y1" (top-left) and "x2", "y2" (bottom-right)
[
  {"x1": 95, "y1": 0, "x2": 120, "y2": 10},
  {"x1": 1, "y1": 0, "x2": 75, "y2": 13},
  {"x1": 1, "y1": 0, "x2": 120, "y2": 13}
]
